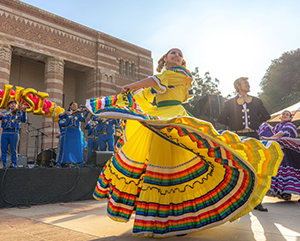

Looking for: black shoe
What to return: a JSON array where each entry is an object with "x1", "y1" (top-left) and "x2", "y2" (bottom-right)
[
  {"x1": 254, "y1": 203, "x2": 268, "y2": 212},
  {"x1": 281, "y1": 193, "x2": 291, "y2": 201}
]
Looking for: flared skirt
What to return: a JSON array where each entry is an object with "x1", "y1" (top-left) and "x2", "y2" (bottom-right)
[{"x1": 90, "y1": 106, "x2": 283, "y2": 238}]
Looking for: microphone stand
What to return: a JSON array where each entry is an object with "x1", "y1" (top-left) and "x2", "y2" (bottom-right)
[
  {"x1": 50, "y1": 118, "x2": 55, "y2": 166},
  {"x1": 27, "y1": 123, "x2": 49, "y2": 167},
  {"x1": 11, "y1": 103, "x2": 22, "y2": 168},
  {"x1": 90, "y1": 121, "x2": 98, "y2": 165}
]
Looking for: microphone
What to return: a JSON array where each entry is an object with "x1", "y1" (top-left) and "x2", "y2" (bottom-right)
[{"x1": 79, "y1": 105, "x2": 86, "y2": 108}]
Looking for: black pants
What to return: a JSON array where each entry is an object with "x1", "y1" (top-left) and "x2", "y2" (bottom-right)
[{"x1": 237, "y1": 131, "x2": 259, "y2": 139}]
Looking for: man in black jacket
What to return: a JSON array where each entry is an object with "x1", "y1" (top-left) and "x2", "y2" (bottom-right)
[{"x1": 218, "y1": 77, "x2": 270, "y2": 211}]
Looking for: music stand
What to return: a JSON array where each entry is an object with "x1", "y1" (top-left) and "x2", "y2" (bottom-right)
[{"x1": 27, "y1": 123, "x2": 49, "y2": 167}]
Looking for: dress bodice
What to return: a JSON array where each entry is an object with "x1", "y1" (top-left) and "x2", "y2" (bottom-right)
[{"x1": 151, "y1": 67, "x2": 193, "y2": 104}]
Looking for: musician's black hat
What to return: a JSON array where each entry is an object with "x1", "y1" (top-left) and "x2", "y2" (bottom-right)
[{"x1": 8, "y1": 99, "x2": 17, "y2": 105}]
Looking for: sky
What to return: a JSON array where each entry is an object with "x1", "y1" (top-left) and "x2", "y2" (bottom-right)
[{"x1": 20, "y1": 0, "x2": 300, "y2": 97}]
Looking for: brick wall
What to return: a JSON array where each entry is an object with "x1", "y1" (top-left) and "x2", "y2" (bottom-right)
[{"x1": 0, "y1": 0, "x2": 153, "y2": 161}]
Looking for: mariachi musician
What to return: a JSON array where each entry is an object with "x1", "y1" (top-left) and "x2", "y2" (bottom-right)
[
  {"x1": 96, "y1": 117, "x2": 120, "y2": 152},
  {"x1": 0, "y1": 100, "x2": 27, "y2": 168},
  {"x1": 58, "y1": 102, "x2": 85, "y2": 166},
  {"x1": 84, "y1": 115, "x2": 101, "y2": 164}
]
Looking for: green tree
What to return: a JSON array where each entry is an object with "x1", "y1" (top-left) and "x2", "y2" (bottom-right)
[
  {"x1": 184, "y1": 67, "x2": 221, "y2": 118},
  {"x1": 191, "y1": 68, "x2": 221, "y2": 97},
  {"x1": 259, "y1": 49, "x2": 300, "y2": 114}
]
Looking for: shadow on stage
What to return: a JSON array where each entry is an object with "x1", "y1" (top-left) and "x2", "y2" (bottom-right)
[{"x1": 97, "y1": 198, "x2": 300, "y2": 241}]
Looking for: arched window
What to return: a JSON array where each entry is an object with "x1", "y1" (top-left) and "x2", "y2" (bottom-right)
[
  {"x1": 131, "y1": 63, "x2": 135, "y2": 78},
  {"x1": 109, "y1": 76, "x2": 113, "y2": 83},
  {"x1": 119, "y1": 60, "x2": 123, "y2": 75},
  {"x1": 125, "y1": 61, "x2": 129, "y2": 77},
  {"x1": 105, "y1": 74, "x2": 109, "y2": 81}
]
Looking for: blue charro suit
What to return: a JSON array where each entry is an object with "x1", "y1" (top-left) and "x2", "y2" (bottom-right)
[
  {"x1": 95, "y1": 118, "x2": 120, "y2": 151},
  {"x1": 84, "y1": 116, "x2": 100, "y2": 163},
  {"x1": 58, "y1": 111, "x2": 85, "y2": 164},
  {"x1": 0, "y1": 110, "x2": 27, "y2": 168}
]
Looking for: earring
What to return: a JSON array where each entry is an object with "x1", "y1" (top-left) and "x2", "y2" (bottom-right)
[{"x1": 164, "y1": 62, "x2": 168, "y2": 70}]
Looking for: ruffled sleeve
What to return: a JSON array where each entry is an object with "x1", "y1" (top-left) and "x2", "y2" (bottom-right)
[
  {"x1": 150, "y1": 72, "x2": 168, "y2": 94},
  {"x1": 258, "y1": 122, "x2": 274, "y2": 138},
  {"x1": 277, "y1": 122, "x2": 298, "y2": 138}
]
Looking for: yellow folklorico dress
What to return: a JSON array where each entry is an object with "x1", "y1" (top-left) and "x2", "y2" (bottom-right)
[{"x1": 87, "y1": 66, "x2": 283, "y2": 238}]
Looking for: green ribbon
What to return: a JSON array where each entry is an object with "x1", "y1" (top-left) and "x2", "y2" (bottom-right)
[{"x1": 157, "y1": 100, "x2": 181, "y2": 107}]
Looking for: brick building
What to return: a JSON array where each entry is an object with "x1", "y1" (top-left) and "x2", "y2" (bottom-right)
[{"x1": 0, "y1": 0, "x2": 153, "y2": 162}]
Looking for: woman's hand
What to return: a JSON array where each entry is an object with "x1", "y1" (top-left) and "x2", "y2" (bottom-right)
[
  {"x1": 121, "y1": 84, "x2": 133, "y2": 94},
  {"x1": 121, "y1": 77, "x2": 156, "y2": 94}
]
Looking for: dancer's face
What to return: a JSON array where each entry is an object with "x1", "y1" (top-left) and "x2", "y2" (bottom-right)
[
  {"x1": 164, "y1": 48, "x2": 183, "y2": 69},
  {"x1": 238, "y1": 79, "x2": 250, "y2": 93},
  {"x1": 281, "y1": 110, "x2": 292, "y2": 122},
  {"x1": 9, "y1": 102, "x2": 17, "y2": 110}
]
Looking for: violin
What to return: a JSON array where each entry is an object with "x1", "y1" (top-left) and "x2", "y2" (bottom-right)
[
  {"x1": 11, "y1": 105, "x2": 30, "y2": 114},
  {"x1": 0, "y1": 105, "x2": 29, "y2": 116},
  {"x1": 67, "y1": 106, "x2": 87, "y2": 115},
  {"x1": 72, "y1": 109, "x2": 86, "y2": 115}
]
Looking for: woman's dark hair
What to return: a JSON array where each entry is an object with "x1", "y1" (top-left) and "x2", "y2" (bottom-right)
[{"x1": 67, "y1": 102, "x2": 76, "y2": 111}]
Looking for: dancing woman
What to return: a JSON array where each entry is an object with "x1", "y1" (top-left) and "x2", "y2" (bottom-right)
[
  {"x1": 259, "y1": 110, "x2": 300, "y2": 201},
  {"x1": 90, "y1": 48, "x2": 283, "y2": 238}
]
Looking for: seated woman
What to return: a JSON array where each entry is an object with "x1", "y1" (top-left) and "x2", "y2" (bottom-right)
[{"x1": 259, "y1": 110, "x2": 300, "y2": 201}]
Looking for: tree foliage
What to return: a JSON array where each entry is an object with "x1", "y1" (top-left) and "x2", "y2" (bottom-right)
[
  {"x1": 184, "y1": 67, "x2": 221, "y2": 117},
  {"x1": 190, "y1": 67, "x2": 221, "y2": 97},
  {"x1": 259, "y1": 49, "x2": 300, "y2": 114}
]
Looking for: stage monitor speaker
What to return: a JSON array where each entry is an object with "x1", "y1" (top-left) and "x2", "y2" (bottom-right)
[
  {"x1": 18, "y1": 155, "x2": 28, "y2": 167},
  {"x1": 5, "y1": 155, "x2": 28, "y2": 167},
  {"x1": 199, "y1": 94, "x2": 225, "y2": 118},
  {"x1": 94, "y1": 151, "x2": 114, "y2": 167}
]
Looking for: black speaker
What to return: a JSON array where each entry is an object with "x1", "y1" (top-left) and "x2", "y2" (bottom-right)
[
  {"x1": 5, "y1": 155, "x2": 28, "y2": 167},
  {"x1": 199, "y1": 94, "x2": 225, "y2": 118},
  {"x1": 93, "y1": 151, "x2": 114, "y2": 167}
]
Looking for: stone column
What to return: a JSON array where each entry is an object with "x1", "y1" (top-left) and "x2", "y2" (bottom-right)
[
  {"x1": 42, "y1": 57, "x2": 65, "y2": 150},
  {"x1": 0, "y1": 42, "x2": 12, "y2": 89},
  {"x1": 0, "y1": 42, "x2": 13, "y2": 158},
  {"x1": 86, "y1": 68, "x2": 98, "y2": 99}
]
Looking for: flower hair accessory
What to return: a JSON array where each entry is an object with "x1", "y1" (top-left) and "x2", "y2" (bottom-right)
[{"x1": 291, "y1": 113, "x2": 295, "y2": 120}]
